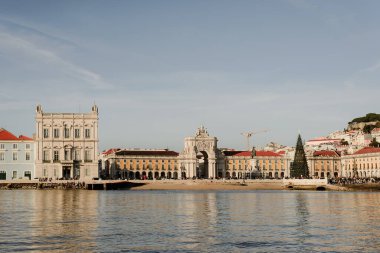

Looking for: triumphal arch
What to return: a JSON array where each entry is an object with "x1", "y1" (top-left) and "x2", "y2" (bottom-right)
[{"x1": 179, "y1": 126, "x2": 225, "y2": 179}]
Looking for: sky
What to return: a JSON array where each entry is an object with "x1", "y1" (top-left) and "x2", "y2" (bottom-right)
[{"x1": 0, "y1": 0, "x2": 380, "y2": 152}]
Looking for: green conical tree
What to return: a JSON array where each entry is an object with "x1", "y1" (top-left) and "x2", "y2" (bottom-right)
[{"x1": 290, "y1": 134, "x2": 309, "y2": 178}]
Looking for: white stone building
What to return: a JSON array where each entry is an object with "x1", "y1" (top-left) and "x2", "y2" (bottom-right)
[{"x1": 34, "y1": 105, "x2": 99, "y2": 180}]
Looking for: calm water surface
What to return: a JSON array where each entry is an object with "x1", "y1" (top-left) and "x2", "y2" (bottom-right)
[{"x1": 1, "y1": 190, "x2": 380, "y2": 252}]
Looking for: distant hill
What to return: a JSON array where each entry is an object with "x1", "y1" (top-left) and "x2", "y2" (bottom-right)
[
  {"x1": 348, "y1": 113, "x2": 380, "y2": 132},
  {"x1": 350, "y1": 113, "x2": 380, "y2": 123}
]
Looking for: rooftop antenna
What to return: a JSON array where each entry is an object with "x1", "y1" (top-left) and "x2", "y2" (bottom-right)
[{"x1": 241, "y1": 129, "x2": 269, "y2": 150}]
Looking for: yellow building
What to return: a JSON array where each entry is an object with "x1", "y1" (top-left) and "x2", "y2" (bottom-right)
[
  {"x1": 102, "y1": 149, "x2": 179, "y2": 179},
  {"x1": 341, "y1": 147, "x2": 380, "y2": 178},
  {"x1": 100, "y1": 126, "x2": 291, "y2": 180},
  {"x1": 223, "y1": 150, "x2": 290, "y2": 179},
  {"x1": 309, "y1": 150, "x2": 341, "y2": 179}
]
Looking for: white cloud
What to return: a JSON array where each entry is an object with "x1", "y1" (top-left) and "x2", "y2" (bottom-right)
[{"x1": 0, "y1": 29, "x2": 112, "y2": 90}]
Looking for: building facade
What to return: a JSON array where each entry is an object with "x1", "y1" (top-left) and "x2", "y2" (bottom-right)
[
  {"x1": 101, "y1": 126, "x2": 291, "y2": 179},
  {"x1": 341, "y1": 147, "x2": 380, "y2": 178},
  {"x1": 0, "y1": 128, "x2": 35, "y2": 180},
  {"x1": 223, "y1": 150, "x2": 291, "y2": 179},
  {"x1": 309, "y1": 150, "x2": 341, "y2": 179},
  {"x1": 34, "y1": 105, "x2": 99, "y2": 180},
  {"x1": 101, "y1": 149, "x2": 179, "y2": 179}
]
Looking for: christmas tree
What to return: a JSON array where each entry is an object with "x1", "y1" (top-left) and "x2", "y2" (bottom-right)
[{"x1": 290, "y1": 134, "x2": 309, "y2": 178}]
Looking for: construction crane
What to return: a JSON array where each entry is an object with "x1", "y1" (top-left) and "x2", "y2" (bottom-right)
[{"x1": 241, "y1": 129, "x2": 269, "y2": 150}]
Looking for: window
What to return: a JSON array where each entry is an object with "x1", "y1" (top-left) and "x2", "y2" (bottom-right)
[
  {"x1": 75, "y1": 129, "x2": 80, "y2": 138},
  {"x1": 13, "y1": 144, "x2": 18, "y2": 149},
  {"x1": 85, "y1": 129, "x2": 90, "y2": 138},
  {"x1": 0, "y1": 144, "x2": 4, "y2": 149},
  {"x1": 0, "y1": 171, "x2": 6, "y2": 180},
  {"x1": 43, "y1": 150, "x2": 50, "y2": 161},
  {"x1": 85, "y1": 168, "x2": 89, "y2": 176},
  {"x1": 13, "y1": 152, "x2": 17, "y2": 161},
  {"x1": 0, "y1": 152, "x2": 4, "y2": 160},
  {"x1": 43, "y1": 129, "x2": 49, "y2": 138},
  {"x1": 43, "y1": 169, "x2": 47, "y2": 177},
  {"x1": 54, "y1": 129, "x2": 59, "y2": 138},
  {"x1": 12, "y1": 171, "x2": 17, "y2": 179},
  {"x1": 26, "y1": 152, "x2": 30, "y2": 161},
  {"x1": 74, "y1": 150, "x2": 80, "y2": 161},
  {"x1": 64, "y1": 128, "x2": 70, "y2": 138},
  {"x1": 24, "y1": 171, "x2": 31, "y2": 180},
  {"x1": 26, "y1": 144, "x2": 31, "y2": 150},
  {"x1": 53, "y1": 169, "x2": 57, "y2": 177},
  {"x1": 64, "y1": 150, "x2": 70, "y2": 160},
  {"x1": 53, "y1": 150, "x2": 59, "y2": 161}
]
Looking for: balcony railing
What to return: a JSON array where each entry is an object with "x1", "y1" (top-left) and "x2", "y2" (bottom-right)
[{"x1": 43, "y1": 160, "x2": 50, "y2": 163}]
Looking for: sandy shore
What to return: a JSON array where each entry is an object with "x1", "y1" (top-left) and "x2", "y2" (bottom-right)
[{"x1": 129, "y1": 179, "x2": 286, "y2": 190}]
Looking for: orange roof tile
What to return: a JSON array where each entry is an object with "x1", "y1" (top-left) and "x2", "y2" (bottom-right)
[
  {"x1": 354, "y1": 147, "x2": 380, "y2": 155},
  {"x1": 18, "y1": 135, "x2": 33, "y2": 141},
  {"x1": 313, "y1": 150, "x2": 340, "y2": 157},
  {"x1": 223, "y1": 150, "x2": 281, "y2": 157},
  {"x1": 115, "y1": 150, "x2": 179, "y2": 157},
  {"x1": 0, "y1": 128, "x2": 21, "y2": 141}
]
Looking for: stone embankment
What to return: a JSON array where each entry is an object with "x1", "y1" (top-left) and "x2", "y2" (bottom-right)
[
  {"x1": 1, "y1": 179, "x2": 380, "y2": 191},
  {"x1": 0, "y1": 181, "x2": 86, "y2": 190}
]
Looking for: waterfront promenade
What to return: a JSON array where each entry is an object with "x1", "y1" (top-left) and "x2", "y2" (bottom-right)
[{"x1": 2, "y1": 178, "x2": 380, "y2": 191}]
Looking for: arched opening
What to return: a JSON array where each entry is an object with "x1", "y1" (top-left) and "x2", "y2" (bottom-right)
[
  {"x1": 363, "y1": 171, "x2": 366, "y2": 178},
  {"x1": 196, "y1": 151, "x2": 209, "y2": 178},
  {"x1": 327, "y1": 172, "x2": 330, "y2": 178},
  {"x1": 232, "y1": 172, "x2": 236, "y2": 179},
  {"x1": 148, "y1": 171, "x2": 153, "y2": 180},
  {"x1": 275, "y1": 172, "x2": 279, "y2": 179},
  {"x1": 226, "y1": 172, "x2": 230, "y2": 179},
  {"x1": 316, "y1": 186, "x2": 326, "y2": 191},
  {"x1": 168, "y1": 172, "x2": 172, "y2": 179},
  {"x1": 334, "y1": 172, "x2": 338, "y2": 178},
  {"x1": 321, "y1": 172, "x2": 325, "y2": 178},
  {"x1": 129, "y1": 171, "x2": 135, "y2": 179},
  {"x1": 154, "y1": 171, "x2": 159, "y2": 179},
  {"x1": 281, "y1": 172, "x2": 284, "y2": 178},
  {"x1": 269, "y1": 172, "x2": 273, "y2": 178},
  {"x1": 173, "y1": 171, "x2": 178, "y2": 179},
  {"x1": 181, "y1": 171, "x2": 186, "y2": 179},
  {"x1": 141, "y1": 171, "x2": 146, "y2": 180},
  {"x1": 160, "y1": 172, "x2": 166, "y2": 179},
  {"x1": 218, "y1": 172, "x2": 222, "y2": 179}
]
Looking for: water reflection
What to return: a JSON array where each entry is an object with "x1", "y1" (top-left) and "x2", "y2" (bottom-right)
[{"x1": 1, "y1": 190, "x2": 380, "y2": 252}]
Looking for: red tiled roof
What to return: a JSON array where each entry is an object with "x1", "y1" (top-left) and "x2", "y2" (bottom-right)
[
  {"x1": 313, "y1": 150, "x2": 340, "y2": 157},
  {"x1": 277, "y1": 151, "x2": 286, "y2": 155},
  {"x1": 0, "y1": 128, "x2": 21, "y2": 141},
  {"x1": 307, "y1": 138, "x2": 340, "y2": 142},
  {"x1": 18, "y1": 135, "x2": 33, "y2": 141},
  {"x1": 223, "y1": 150, "x2": 281, "y2": 157},
  {"x1": 115, "y1": 150, "x2": 179, "y2": 157},
  {"x1": 102, "y1": 148, "x2": 121, "y2": 155},
  {"x1": 354, "y1": 147, "x2": 380, "y2": 155}
]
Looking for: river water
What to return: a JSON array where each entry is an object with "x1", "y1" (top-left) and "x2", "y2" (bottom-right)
[{"x1": 1, "y1": 190, "x2": 380, "y2": 252}]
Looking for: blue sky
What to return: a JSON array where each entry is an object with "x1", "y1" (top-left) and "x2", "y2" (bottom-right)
[{"x1": 0, "y1": 0, "x2": 379, "y2": 151}]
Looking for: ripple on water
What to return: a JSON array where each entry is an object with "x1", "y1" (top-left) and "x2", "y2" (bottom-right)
[{"x1": 1, "y1": 190, "x2": 380, "y2": 252}]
